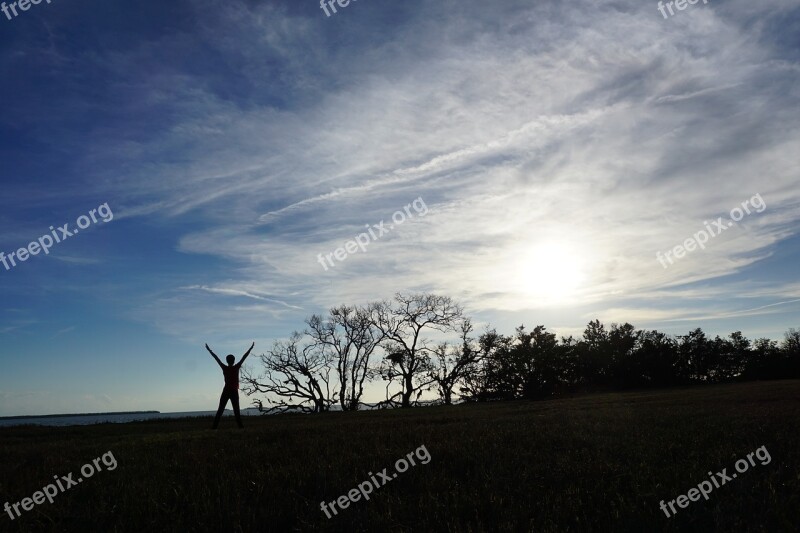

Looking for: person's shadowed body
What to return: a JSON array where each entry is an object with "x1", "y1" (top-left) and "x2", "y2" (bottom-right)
[{"x1": 205, "y1": 342, "x2": 254, "y2": 429}]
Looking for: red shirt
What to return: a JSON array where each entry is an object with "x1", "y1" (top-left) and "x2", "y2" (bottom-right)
[{"x1": 222, "y1": 364, "x2": 241, "y2": 390}]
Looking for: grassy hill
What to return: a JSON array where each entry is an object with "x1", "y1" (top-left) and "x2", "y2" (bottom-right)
[{"x1": 1, "y1": 381, "x2": 798, "y2": 532}]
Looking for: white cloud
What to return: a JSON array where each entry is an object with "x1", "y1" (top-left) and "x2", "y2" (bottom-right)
[{"x1": 50, "y1": 0, "x2": 800, "y2": 336}]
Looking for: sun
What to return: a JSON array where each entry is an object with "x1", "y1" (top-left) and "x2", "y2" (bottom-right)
[{"x1": 510, "y1": 241, "x2": 586, "y2": 305}]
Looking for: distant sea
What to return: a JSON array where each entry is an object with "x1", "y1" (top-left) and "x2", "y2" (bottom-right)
[
  {"x1": 0, "y1": 401, "x2": 430, "y2": 427},
  {"x1": 0, "y1": 409, "x2": 262, "y2": 428}
]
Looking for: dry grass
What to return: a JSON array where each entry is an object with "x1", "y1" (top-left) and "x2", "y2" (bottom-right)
[{"x1": 1, "y1": 380, "x2": 798, "y2": 532}]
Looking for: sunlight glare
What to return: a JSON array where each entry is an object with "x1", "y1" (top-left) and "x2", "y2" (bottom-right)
[{"x1": 512, "y1": 241, "x2": 586, "y2": 305}]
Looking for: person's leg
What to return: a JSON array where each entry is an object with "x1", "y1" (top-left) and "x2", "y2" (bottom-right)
[
  {"x1": 231, "y1": 390, "x2": 243, "y2": 428},
  {"x1": 212, "y1": 389, "x2": 229, "y2": 429}
]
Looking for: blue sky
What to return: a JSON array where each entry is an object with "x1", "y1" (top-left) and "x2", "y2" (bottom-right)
[{"x1": 1, "y1": 0, "x2": 798, "y2": 416}]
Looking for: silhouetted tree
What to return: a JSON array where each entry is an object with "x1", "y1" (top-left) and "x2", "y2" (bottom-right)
[
  {"x1": 428, "y1": 318, "x2": 484, "y2": 405},
  {"x1": 241, "y1": 332, "x2": 335, "y2": 413},
  {"x1": 717, "y1": 332, "x2": 750, "y2": 381},
  {"x1": 458, "y1": 329, "x2": 509, "y2": 401},
  {"x1": 474, "y1": 325, "x2": 564, "y2": 400},
  {"x1": 558, "y1": 335, "x2": 581, "y2": 390},
  {"x1": 371, "y1": 293, "x2": 464, "y2": 408},
  {"x1": 743, "y1": 337, "x2": 781, "y2": 380},
  {"x1": 608, "y1": 323, "x2": 639, "y2": 388},
  {"x1": 677, "y1": 328, "x2": 712, "y2": 382},
  {"x1": 306, "y1": 305, "x2": 383, "y2": 411},
  {"x1": 576, "y1": 320, "x2": 613, "y2": 387},
  {"x1": 245, "y1": 293, "x2": 800, "y2": 413},
  {"x1": 519, "y1": 325, "x2": 562, "y2": 399},
  {"x1": 780, "y1": 328, "x2": 800, "y2": 378},
  {"x1": 635, "y1": 330, "x2": 679, "y2": 386}
]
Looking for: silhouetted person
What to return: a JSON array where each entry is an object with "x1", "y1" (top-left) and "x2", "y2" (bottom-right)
[{"x1": 206, "y1": 342, "x2": 254, "y2": 429}]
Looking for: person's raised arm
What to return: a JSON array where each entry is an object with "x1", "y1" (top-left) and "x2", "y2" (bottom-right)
[
  {"x1": 205, "y1": 343, "x2": 224, "y2": 369},
  {"x1": 239, "y1": 342, "x2": 255, "y2": 366}
]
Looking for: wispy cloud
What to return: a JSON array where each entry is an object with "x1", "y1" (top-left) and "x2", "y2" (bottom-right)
[
  {"x1": 53, "y1": 256, "x2": 102, "y2": 265},
  {"x1": 181, "y1": 285, "x2": 304, "y2": 311},
  {"x1": 73, "y1": 0, "x2": 797, "y2": 336}
]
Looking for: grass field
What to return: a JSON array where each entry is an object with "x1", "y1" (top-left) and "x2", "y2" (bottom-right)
[{"x1": 1, "y1": 381, "x2": 798, "y2": 532}]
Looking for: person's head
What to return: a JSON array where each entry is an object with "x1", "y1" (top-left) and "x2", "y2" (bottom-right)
[{"x1": 226, "y1": 354, "x2": 236, "y2": 365}]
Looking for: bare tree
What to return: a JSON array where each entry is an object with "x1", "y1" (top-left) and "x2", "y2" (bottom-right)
[
  {"x1": 456, "y1": 328, "x2": 508, "y2": 401},
  {"x1": 306, "y1": 305, "x2": 383, "y2": 411},
  {"x1": 240, "y1": 332, "x2": 335, "y2": 414},
  {"x1": 428, "y1": 318, "x2": 484, "y2": 405},
  {"x1": 370, "y1": 293, "x2": 464, "y2": 408}
]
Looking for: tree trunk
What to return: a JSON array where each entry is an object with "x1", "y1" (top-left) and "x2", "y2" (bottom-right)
[
  {"x1": 401, "y1": 374, "x2": 413, "y2": 407},
  {"x1": 443, "y1": 387, "x2": 452, "y2": 405}
]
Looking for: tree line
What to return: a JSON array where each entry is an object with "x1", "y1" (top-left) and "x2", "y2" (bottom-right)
[{"x1": 240, "y1": 293, "x2": 800, "y2": 412}]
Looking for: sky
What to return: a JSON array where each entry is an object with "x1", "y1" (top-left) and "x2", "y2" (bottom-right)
[{"x1": 0, "y1": 0, "x2": 798, "y2": 416}]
